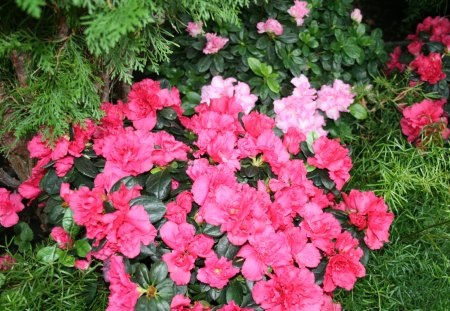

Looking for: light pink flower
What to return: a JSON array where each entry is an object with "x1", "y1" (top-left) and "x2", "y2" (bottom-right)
[
  {"x1": 186, "y1": 21, "x2": 203, "y2": 37},
  {"x1": 197, "y1": 255, "x2": 239, "y2": 288},
  {"x1": 350, "y1": 8, "x2": 363, "y2": 23},
  {"x1": 0, "y1": 188, "x2": 24, "y2": 228},
  {"x1": 203, "y1": 33, "x2": 229, "y2": 54},
  {"x1": 257, "y1": 18, "x2": 284, "y2": 36},
  {"x1": 106, "y1": 255, "x2": 140, "y2": 311},
  {"x1": 288, "y1": 1, "x2": 310, "y2": 26},
  {"x1": 316, "y1": 80, "x2": 355, "y2": 120}
]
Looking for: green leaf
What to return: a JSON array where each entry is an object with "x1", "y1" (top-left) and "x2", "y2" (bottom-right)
[
  {"x1": 226, "y1": 282, "x2": 243, "y2": 305},
  {"x1": 62, "y1": 208, "x2": 79, "y2": 237},
  {"x1": 37, "y1": 245, "x2": 62, "y2": 263},
  {"x1": 74, "y1": 156, "x2": 98, "y2": 178},
  {"x1": 145, "y1": 170, "x2": 172, "y2": 200},
  {"x1": 155, "y1": 278, "x2": 175, "y2": 300},
  {"x1": 306, "y1": 131, "x2": 320, "y2": 154},
  {"x1": 159, "y1": 108, "x2": 178, "y2": 120},
  {"x1": 15, "y1": 0, "x2": 46, "y2": 18},
  {"x1": 214, "y1": 235, "x2": 240, "y2": 260},
  {"x1": 74, "y1": 240, "x2": 91, "y2": 258},
  {"x1": 149, "y1": 262, "x2": 168, "y2": 284},
  {"x1": 40, "y1": 169, "x2": 63, "y2": 195},
  {"x1": 59, "y1": 253, "x2": 76, "y2": 267},
  {"x1": 130, "y1": 196, "x2": 167, "y2": 223},
  {"x1": 203, "y1": 224, "x2": 224, "y2": 237},
  {"x1": 247, "y1": 57, "x2": 263, "y2": 76},
  {"x1": 349, "y1": 103, "x2": 368, "y2": 120},
  {"x1": 213, "y1": 56, "x2": 225, "y2": 73},
  {"x1": 197, "y1": 56, "x2": 212, "y2": 73},
  {"x1": 343, "y1": 40, "x2": 364, "y2": 61},
  {"x1": 134, "y1": 263, "x2": 151, "y2": 288},
  {"x1": 266, "y1": 78, "x2": 280, "y2": 93}
]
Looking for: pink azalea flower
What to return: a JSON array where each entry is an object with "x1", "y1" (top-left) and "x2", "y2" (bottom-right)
[
  {"x1": 197, "y1": 255, "x2": 239, "y2": 288},
  {"x1": 186, "y1": 21, "x2": 203, "y2": 37},
  {"x1": 316, "y1": 80, "x2": 355, "y2": 120},
  {"x1": 386, "y1": 47, "x2": 405, "y2": 75},
  {"x1": 242, "y1": 111, "x2": 275, "y2": 137},
  {"x1": 106, "y1": 255, "x2": 140, "y2": 311},
  {"x1": 257, "y1": 18, "x2": 284, "y2": 36},
  {"x1": 288, "y1": 1, "x2": 310, "y2": 26},
  {"x1": 285, "y1": 226, "x2": 321, "y2": 268},
  {"x1": 151, "y1": 131, "x2": 190, "y2": 166},
  {"x1": 300, "y1": 212, "x2": 342, "y2": 254},
  {"x1": 237, "y1": 227, "x2": 292, "y2": 281},
  {"x1": 407, "y1": 41, "x2": 423, "y2": 56},
  {"x1": 55, "y1": 156, "x2": 74, "y2": 177},
  {"x1": 283, "y1": 127, "x2": 306, "y2": 154},
  {"x1": 410, "y1": 52, "x2": 446, "y2": 84},
  {"x1": 74, "y1": 259, "x2": 90, "y2": 270},
  {"x1": 217, "y1": 301, "x2": 252, "y2": 311},
  {"x1": 162, "y1": 250, "x2": 196, "y2": 285},
  {"x1": 203, "y1": 33, "x2": 229, "y2": 54},
  {"x1": 252, "y1": 266, "x2": 324, "y2": 310},
  {"x1": 400, "y1": 98, "x2": 449, "y2": 143},
  {"x1": 340, "y1": 190, "x2": 394, "y2": 250},
  {"x1": 0, "y1": 188, "x2": 24, "y2": 228},
  {"x1": 350, "y1": 8, "x2": 362, "y2": 23},
  {"x1": 307, "y1": 137, "x2": 352, "y2": 190},
  {"x1": 171, "y1": 294, "x2": 191, "y2": 310},
  {"x1": 0, "y1": 254, "x2": 16, "y2": 270},
  {"x1": 321, "y1": 294, "x2": 343, "y2": 311},
  {"x1": 323, "y1": 232, "x2": 366, "y2": 292},
  {"x1": 68, "y1": 186, "x2": 105, "y2": 227},
  {"x1": 51, "y1": 227, "x2": 72, "y2": 249}
]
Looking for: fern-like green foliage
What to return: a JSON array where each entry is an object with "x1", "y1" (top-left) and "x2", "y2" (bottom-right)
[{"x1": 0, "y1": 0, "x2": 250, "y2": 146}]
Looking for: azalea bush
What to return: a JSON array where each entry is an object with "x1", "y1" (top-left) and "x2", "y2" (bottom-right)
[
  {"x1": 1, "y1": 75, "x2": 394, "y2": 310},
  {"x1": 154, "y1": 0, "x2": 386, "y2": 115},
  {"x1": 386, "y1": 16, "x2": 450, "y2": 146}
]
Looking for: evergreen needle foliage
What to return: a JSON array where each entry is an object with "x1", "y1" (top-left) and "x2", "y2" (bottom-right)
[
  {"x1": 0, "y1": 0, "x2": 252, "y2": 144},
  {"x1": 335, "y1": 77, "x2": 450, "y2": 310},
  {"x1": 0, "y1": 241, "x2": 109, "y2": 311}
]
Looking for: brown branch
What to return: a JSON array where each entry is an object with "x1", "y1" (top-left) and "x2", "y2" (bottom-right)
[
  {"x1": 10, "y1": 50, "x2": 28, "y2": 87},
  {"x1": 101, "y1": 70, "x2": 111, "y2": 102},
  {"x1": 0, "y1": 168, "x2": 20, "y2": 188}
]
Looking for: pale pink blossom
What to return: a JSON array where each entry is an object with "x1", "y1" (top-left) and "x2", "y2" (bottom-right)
[
  {"x1": 351, "y1": 8, "x2": 363, "y2": 23},
  {"x1": 316, "y1": 80, "x2": 355, "y2": 120},
  {"x1": 288, "y1": 1, "x2": 310, "y2": 26},
  {"x1": 203, "y1": 33, "x2": 229, "y2": 54},
  {"x1": 186, "y1": 21, "x2": 203, "y2": 37},
  {"x1": 257, "y1": 18, "x2": 284, "y2": 36}
]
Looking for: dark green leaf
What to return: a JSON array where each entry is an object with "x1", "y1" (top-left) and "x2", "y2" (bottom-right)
[
  {"x1": 110, "y1": 176, "x2": 141, "y2": 192},
  {"x1": 74, "y1": 240, "x2": 91, "y2": 258},
  {"x1": 214, "y1": 235, "x2": 240, "y2": 260},
  {"x1": 134, "y1": 263, "x2": 151, "y2": 288},
  {"x1": 226, "y1": 282, "x2": 244, "y2": 305},
  {"x1": 203, "y1": 224, "x2": 224, "y2": 237},
  {"x1": 197, "y1": 56, "x2": 212, "y2": 73},
  {"x1": 145, "y1": 170, "x2": 172, "y2": 200},
  {"x1": 149, "y1": 261, "x2": 168, "y2": 284},
  {"x1": 40, "y1": 169, "x2": 63, "y2": 195},
  {"x1": 247, "y1": 57, "x2": 262, "y2": 76},
  {"x1": 130, "y1": 195, "x2": 167, "y2": 223},
  {"x1": 74, "y1": 156, "x2": 98, "y2": 178},
  {"x1": 159, "y1": 108, "x2": 178, "y2": 120}
]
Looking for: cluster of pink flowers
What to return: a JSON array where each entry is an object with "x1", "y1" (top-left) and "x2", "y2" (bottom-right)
[
  {"x1": 386, "y1": 16, "x2": 449, "y2": 145},
  {"x1": 8, "y1": 75, "x2": 394, "y2": 310},
  {"x1": 257, "y1": 18, "x2": 284, "y2": 36},
  {"x1": 274, "y1": 75, "x2": 355, "y2": 136},
  {"x1": 387, "y1": 16, "x2": 449, "y2": 84},
  {"x1": 400, "y1": 98, "x2": 450, "y2": 143},
  {"x1": 288, "y1": 0, "x2": 310, "y2": 26}
]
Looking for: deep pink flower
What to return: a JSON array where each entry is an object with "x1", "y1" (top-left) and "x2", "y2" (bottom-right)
[
  {"x1": 28, "y1": 134, "x2": 51, "y2": 159},
  {"x1": 242, "y1": 111, "x2": 275, "y2": 138},
  {"x1": 197, "y1": 255, "x2": 239, "y2": 288},
  {"x1": 386, "y1": 47, "x2": 405, "y2": 75},
  {"x1": 151, "y1": 131, "x2": 190, "y2": 166},
  {"x1": 0, "y1": 188, "x2": 24, "y2": 228},
  {"x1": 340, "y1": 190, "x2": 394, "y2": 250},
  {"x1": 400, "y1": 98, "x2": 449, "y2": 143},
  {"x1": 288, "y1": 1, "x2": 310, "y2": 26},
  {"x1": 217, "y1": 301, "x2": 252, "y2": 311},
  {"x1": 160, "y1": 221, "x2": 196, "y2": 251},
  {"x1": 300, "y1": 212, "x2": 342, "y2": 254},
  {"x1": 51, "y1": 227, "x2": 72, "y2": 249},
  {"x1": 283, "y1": 128, "x2": 306, "y2": 154},
  {"x1": 186, "y1": 21, "x2": 203, "y2": 37},
  {"x1": 307, "y1": 137, "x2": 352, "y2": 190},
  {"x1": 162, "y1": 250, "x2": 196, "y2": 285},
  {"x1": 106, "y1": 255, "x2": 140, "y2": 311},
  {"x1": 410, "y1": 52, "x2": 446, "y2": 84},
  {"x1": 189, "y1": 234, "x2": 215, "y2": 258},
  {"x1": 55, "y1": 156, "x2": 74, "y2": 177},
  {"x1": 321, "y1": 294, "x2": 343, "y2": 311},
  {"x1": 257, "y1": 18, "x2": 284, "y2": 36},
  {"x1": 74, "y1": 259, "x2": 90, "y2": 270},
  {"x1": 323, "y1": 232, "x2": 366, "y2": 292},
  {"x1": 407, "y1": 41, "x2": 423, "y2": 56},
  {"x1": 171, "y1": 294, "x2": 191, "y2": 310},
  {"x1": 68, "y1": 186, "x2": 105, "y2": 227},
  {"x1": 285, "y1": 226, "x2": 321, "y2": 268},
  {"x1": 237, "y1": 227, "x2": 292, "y2": 281},
  {"x1": 252, "y1": 266, "x2": 324, "y2": 311},
  {"x1": 203, "y1": 33, "x2": 229, "y2": 54}
]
